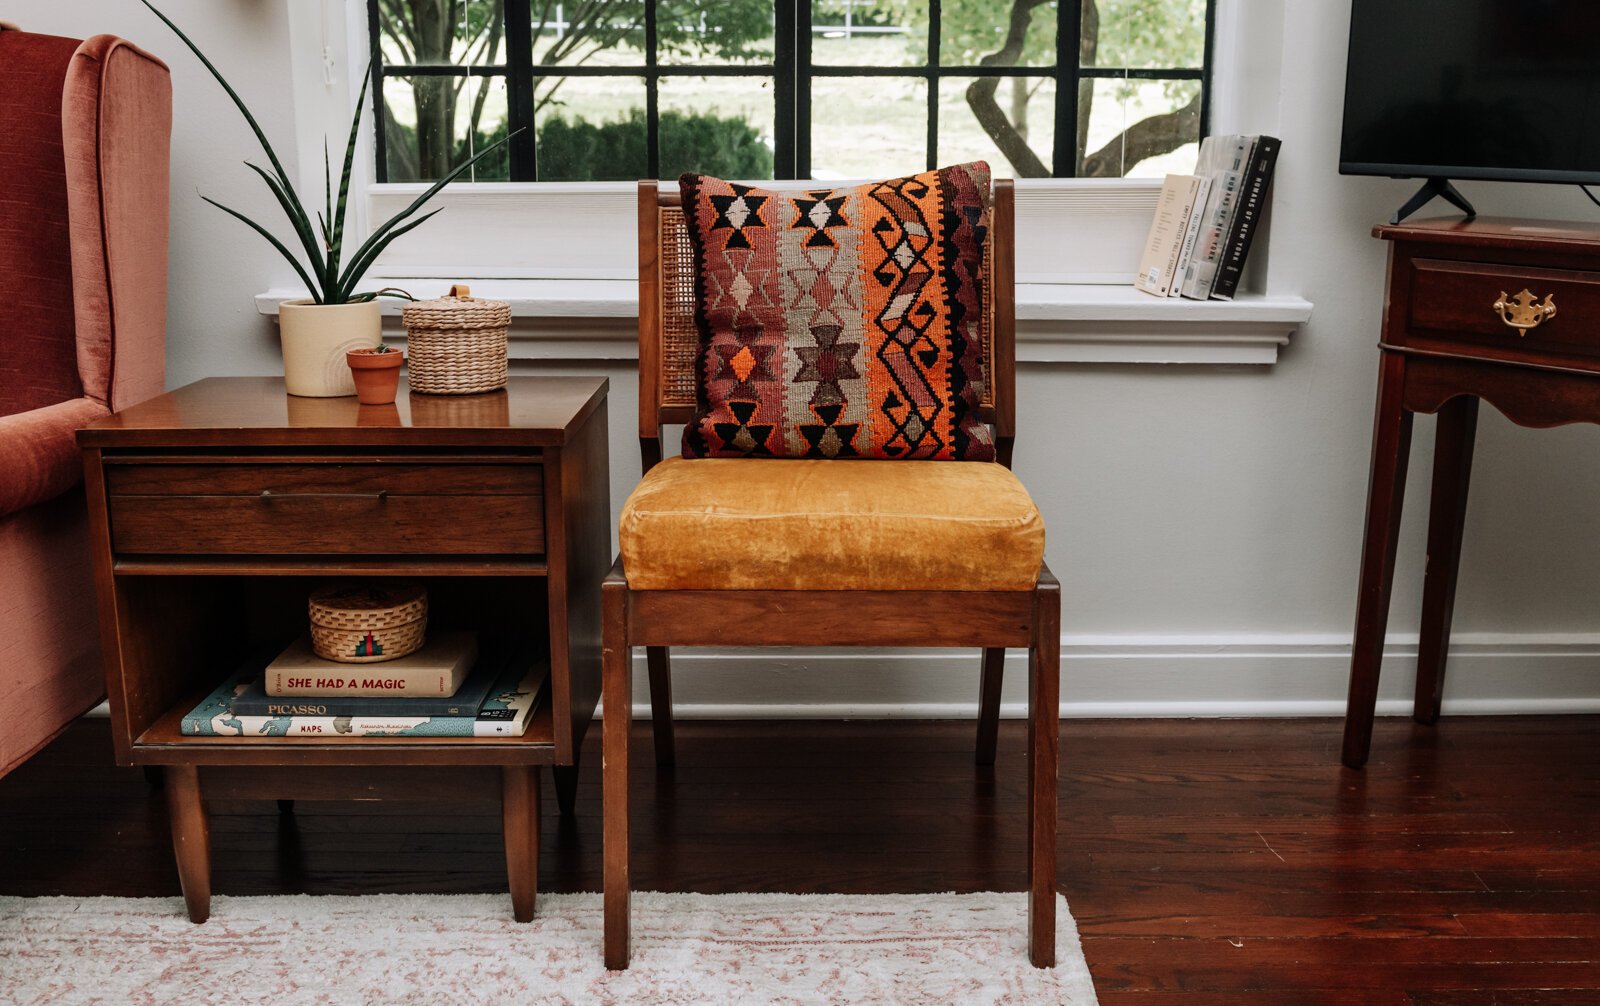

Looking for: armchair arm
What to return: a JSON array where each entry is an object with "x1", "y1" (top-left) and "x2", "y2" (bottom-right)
[
  {"x1": 0, "y1": 397, "x2": 110, "y2": 518},
  {"x1": 62, "y1": 34, "x2": 171, "y2": 412}
]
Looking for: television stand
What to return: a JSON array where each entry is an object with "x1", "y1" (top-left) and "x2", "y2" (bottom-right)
[{"x1": 1391, "y1": 176, "x2": 1476, "y2": 225}]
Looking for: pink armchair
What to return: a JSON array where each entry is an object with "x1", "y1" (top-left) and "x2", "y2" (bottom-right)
[{"x1": 0, "y1": 28, "x2": 170, "y2": 777}]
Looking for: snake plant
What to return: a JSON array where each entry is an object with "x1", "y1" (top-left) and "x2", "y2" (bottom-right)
[{"x1": 140, "y1": 1, "x2": 512, "y2": 304}]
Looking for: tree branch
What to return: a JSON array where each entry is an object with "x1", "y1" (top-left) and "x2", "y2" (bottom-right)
[
  {"x1": 1080, "y1": 91, "x2": 1200, "y2": 177},
  {"x1": 964, "y1": 0, "x2": 1052, "y2": 177}
]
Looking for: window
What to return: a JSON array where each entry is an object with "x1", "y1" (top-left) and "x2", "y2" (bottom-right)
[{"x1": 368, "y1": 0, "x2": 1213, "y2": 182}]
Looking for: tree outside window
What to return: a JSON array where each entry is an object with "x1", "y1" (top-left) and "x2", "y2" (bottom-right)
[{"x1": 371, "y1": 0, "x2": 1210, "y2": 182}]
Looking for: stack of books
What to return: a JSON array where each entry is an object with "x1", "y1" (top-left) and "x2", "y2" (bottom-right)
[
  {"x1": 1135, "y1": 134, "x2": 1281, "y2": 301},
  {"x1": 181, "y1": 631, "x2": 544, "y2": 738}
]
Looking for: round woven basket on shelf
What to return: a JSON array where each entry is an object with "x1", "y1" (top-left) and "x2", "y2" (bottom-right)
[
  {"x1": 308, "y1": 582, "x2": 428, "y2": 663},
  {"x1": 401, "y1": 284, "x2": 511, "y2": 395}
]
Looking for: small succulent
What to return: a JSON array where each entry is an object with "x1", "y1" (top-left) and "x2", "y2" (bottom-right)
[{"x1": 139, "y1": 1, "x2": 513, "y2": 305}]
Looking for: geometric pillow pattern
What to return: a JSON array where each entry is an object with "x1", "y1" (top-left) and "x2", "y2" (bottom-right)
[{"x1": 677, "y1": 163, "x2": 997, "y2": 461}]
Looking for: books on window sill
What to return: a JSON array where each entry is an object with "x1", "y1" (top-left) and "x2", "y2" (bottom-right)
[
  {"x1": 1134, "y1": 134, "x2": 1280, "y2": 302},
  {"x1": 180, "y1": 634, "x2": 545, "y2": 738}
]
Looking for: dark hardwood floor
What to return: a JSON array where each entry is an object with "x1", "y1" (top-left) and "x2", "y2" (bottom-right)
[{"x1": 2, "y1": 715, "x2": 1598, "y2": 1003}]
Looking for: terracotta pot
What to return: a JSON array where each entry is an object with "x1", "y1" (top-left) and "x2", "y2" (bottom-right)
[
  {"x1": 279, "y1": 299, "x2": 381, "y2": 397},
  {"x1": 346, "y1": 348, "x2": 405, "y2": 405}
]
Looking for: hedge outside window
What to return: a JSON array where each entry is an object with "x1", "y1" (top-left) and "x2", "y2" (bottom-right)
[{"x1": 368, "y1": 0, "x2": 1213, "y2": 183}]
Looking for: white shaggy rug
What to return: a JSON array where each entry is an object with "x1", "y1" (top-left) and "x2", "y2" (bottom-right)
[{"x1": 0, "y1": 891, "x2": 1097, "y2": 1005}]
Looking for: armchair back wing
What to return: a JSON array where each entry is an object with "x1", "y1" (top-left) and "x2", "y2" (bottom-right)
[{"x1": 63, "y1": 34, "x2": 172, "y2": 410}]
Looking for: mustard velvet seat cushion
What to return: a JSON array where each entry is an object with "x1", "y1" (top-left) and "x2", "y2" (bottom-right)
[{"x1": 619, "y1": 457, "x2": 1045, "y2": 591}]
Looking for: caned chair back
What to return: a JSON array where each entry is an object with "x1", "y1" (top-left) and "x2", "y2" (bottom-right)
[{"x1": 635, "y1": 178, "x2": 1017, "y2": 469}]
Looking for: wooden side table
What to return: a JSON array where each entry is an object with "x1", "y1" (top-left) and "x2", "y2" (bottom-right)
[
  {"x1": 77, "y1": 376, "x2": 609, "y2": 920},
  {"x1": 1343, "y1": 218, "x2": 1600, "y2": 768}
]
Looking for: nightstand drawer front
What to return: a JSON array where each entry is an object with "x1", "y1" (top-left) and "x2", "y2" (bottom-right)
[
  {"x1": 1407, "y1": 258, "x2": 1600, "y2": 359},
  {"x1": 106, "y1": 463, "x2": 543, "y2": 555}
]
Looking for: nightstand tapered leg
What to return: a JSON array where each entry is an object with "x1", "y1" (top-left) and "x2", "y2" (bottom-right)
[
  {"x1": 166, "y1": 765, "x2": 211, "y2": 924},
  {"x1": 503, "y1": 765, "x2": 540, "y2": 922}
]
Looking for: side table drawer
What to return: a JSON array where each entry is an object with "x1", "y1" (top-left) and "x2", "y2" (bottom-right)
[
  {"x1": 105, "y1": 461, "x2": 543, "y2": 555},
  {"x1": 1406, "y1": 258, "x2": 1600, "y2": 360}
]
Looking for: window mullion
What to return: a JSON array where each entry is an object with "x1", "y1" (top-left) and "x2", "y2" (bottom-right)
[
  {"x1": 646, "y1": 1, "x2": 660, "y2": 179},
  {"x1": 775, "y1": 0, "x2": 799, "y2": 178},
  {"x1": 368, "y1": 0, "x2": 388, "y2": 183},
  {"x1": 1054, "y1": 0, "x2": 1082, "y2": 177},
  {"x1": 504, "y1": 0, "x2": 537, "y2": 181},
  {"x1": 926, "y1": 0, "x2": 940, "y2": 172},
  {"x1": 793, "y1": 0, "x2": 811, "y2": 179},
  {"x1": 1199, "y1": 0, "x2": 1218, "y2": 139}
]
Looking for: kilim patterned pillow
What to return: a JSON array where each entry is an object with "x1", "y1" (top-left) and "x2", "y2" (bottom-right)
[{"x1": 678, "y1": 163, "x2": 996, "y2": 461}]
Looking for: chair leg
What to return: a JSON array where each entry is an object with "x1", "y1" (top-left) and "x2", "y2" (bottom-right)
[
  {"x1": 646, "y1": 646, "x2": 676, "y2": 768},
  {"x1": 602, "y1": 580, "x2": 632, "y2": 971},
  {"x1": 1027, "y1": 579, "x2": 1060, "y2": 969},
  {"x1": 976, "y1": 648, "x2": 1005, "y2": 766}
]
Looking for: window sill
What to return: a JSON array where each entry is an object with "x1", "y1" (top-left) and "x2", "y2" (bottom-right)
[{"x1": 255, "y1": 280, "x2": 1313, "y2": 366}]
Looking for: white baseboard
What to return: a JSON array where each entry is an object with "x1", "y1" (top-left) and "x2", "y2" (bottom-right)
[
  {"x1": 628, "y1": 632, "x2": 1600, "y2": 719},
  {"x1": 81, "y1": 632, "x2": 1600, "y2": 722}
]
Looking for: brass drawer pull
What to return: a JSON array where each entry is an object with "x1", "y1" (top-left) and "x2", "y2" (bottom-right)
[
  {"x1": 259, "y1": 489, "x2": 389, "y2": 502},
  {"x1": 1492, "y1": 289, "x2": 1557, "y2": 334}
]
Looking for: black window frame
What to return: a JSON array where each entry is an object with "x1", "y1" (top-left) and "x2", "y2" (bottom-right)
[{"x1": 368, "y1": 0, "x2": 1216, "y2": 183}]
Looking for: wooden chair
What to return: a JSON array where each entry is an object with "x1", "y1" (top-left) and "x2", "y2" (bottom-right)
[{"x1": 603, "y1": 177, "x2": 1059, "y2": 969}]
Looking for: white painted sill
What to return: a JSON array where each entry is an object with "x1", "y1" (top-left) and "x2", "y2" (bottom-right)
[{"x1": 255, "y1": 280, "x2": 1314, "y2": 366}]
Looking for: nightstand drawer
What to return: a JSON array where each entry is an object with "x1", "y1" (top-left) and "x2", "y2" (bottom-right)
[
  {"x1": 105, "y1": 461, "x2": 543, "y2": 555},
  {"x1": 1406, "y1": 258, "x2": 1600, "y2": 359}
]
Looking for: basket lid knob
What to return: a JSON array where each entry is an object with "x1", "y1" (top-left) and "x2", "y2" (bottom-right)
[{"x1": 449, "y1": 283, "x2": 472, "y2": 300}]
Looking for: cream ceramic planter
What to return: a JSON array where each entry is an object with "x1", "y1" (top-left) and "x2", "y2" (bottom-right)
[{"x1": 278, "y1": 299, "x2": 382, "y2": 397}]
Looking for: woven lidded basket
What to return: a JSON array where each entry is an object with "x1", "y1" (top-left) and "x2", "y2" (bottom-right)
[
  {"x1": 401, "y1": 284, "x2": 511, "y2": 395},
  {"x1": 308, "y1": 582, "x2": 428, "y2": 663}
]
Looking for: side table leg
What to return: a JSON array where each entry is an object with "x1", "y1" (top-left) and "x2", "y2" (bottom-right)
[
  {"x1": 503, "y1": 765, "x2": 540, "y2": 923},
  {"x1": 166, "y1": 765, "x2": 211, "y2": 923},
  {"x1": 1343, "y1": 351, "x2": 1415, "y2": 768},
  {"x1": 602, "y1": 579, "x2": 632, "y2": 970},
  {"x1": 1415, "y1": 395, "x2": 1478, "y2": 724}
]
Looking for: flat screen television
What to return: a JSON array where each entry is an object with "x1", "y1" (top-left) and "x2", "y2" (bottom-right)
[{"x1": 1339, "y1": 0, "x2": 1600, "y2": 222}]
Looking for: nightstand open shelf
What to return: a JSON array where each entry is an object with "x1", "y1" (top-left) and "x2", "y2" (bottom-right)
[{"x1": 77, "y1": 377, "x2": 609, "y2": 925}]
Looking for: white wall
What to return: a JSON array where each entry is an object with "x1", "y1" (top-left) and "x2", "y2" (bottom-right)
[
  {"x1": 12, "y1": 0, "x2": 303, "y2": 388},
  {"x1": 16, "y1": 0, "x2": 1600, "y2": 716}
]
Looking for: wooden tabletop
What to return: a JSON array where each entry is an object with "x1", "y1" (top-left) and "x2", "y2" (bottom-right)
[
  {"x1": 1373, "y1": 215, "x2": 1600, "y2": 252},
  {"x1": 77, "y1": 377, "x2": 609, "y2": 449}
]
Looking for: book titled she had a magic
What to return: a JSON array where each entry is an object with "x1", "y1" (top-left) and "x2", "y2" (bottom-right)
[{"x1": 181, "y1": 648, "x2": 543, "y2": 738}]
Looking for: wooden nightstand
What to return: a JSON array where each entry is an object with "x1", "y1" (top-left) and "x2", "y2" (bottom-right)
[
  {"x1": 76, "y1": 376, "x2": 609, "y2": 921},
  {"x1": 1342, "y1": 217, "x2": 1600, "y2": 768}
]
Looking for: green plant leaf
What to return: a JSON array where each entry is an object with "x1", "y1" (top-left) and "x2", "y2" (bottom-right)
[
  {"x1": 241, "y1": 161, "x2": 329, "y2": 297},
  {"x1": 337, "y1": 208, "x2": 445, "y2": 303},
  {"x1": 200, "y1": 195, "x2": 323, "y2": 303},
  {"x1": 323, "y1": 140, "x2": 333, "y2": 250},
  {"x1": 330, "y1": 63, "x2": 375, "y2": 292},
  {"x1": 336, "y1": 129, "x2": 519, "y2": 299}
]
